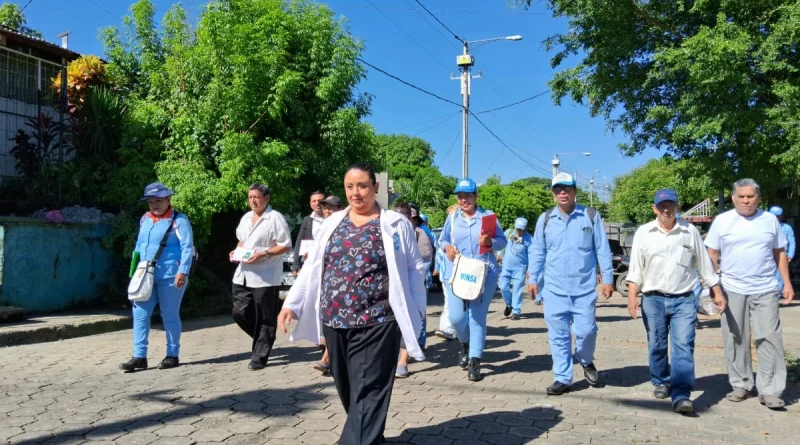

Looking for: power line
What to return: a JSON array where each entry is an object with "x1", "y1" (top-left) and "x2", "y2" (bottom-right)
[
  {"x1": 469, "y1": 111, "x2": 553, "y2": 177},
  {"x1": 85, "y1": 0, "x2": 117, "y2": 18},
  {"x1": 364, "y1": 0, "x2": 452, "y2": 72},
  {"x1": 20, "y1": 0, "x2": 34, "y2": 11},
  {"x1": 399, "y1": 111, "x2": 462, "y2": 131},
  {"x1": 404, "y1": 0, "x2": 461, "y2": 51},
  {"x1": 440, "y1": 128, "x2": 462, "y2": 163},
  {"x1": 411, "y1": 0, "x2": 464, "y2": 43},
  {"x1": 357, "y1": 58, "x2": 462, "y2": 108},
  {"x1": 475, "y1": 90, "x2": 550, "y2": 114}
]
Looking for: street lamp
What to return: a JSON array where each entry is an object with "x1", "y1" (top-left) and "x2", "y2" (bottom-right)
[
  {"x1": 455, "y1": 35, "x2": 523, "y2": 179},
  {"x1": 551, "y1": 152, "x2": 591, "y2": 178}
]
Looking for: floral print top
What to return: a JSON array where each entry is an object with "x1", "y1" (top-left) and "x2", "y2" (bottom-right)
[{"x1": 320, "y1": 214, "x2": 393, "y2": 329}]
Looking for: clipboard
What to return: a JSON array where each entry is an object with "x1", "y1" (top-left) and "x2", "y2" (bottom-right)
[{"x1": 479, "y1": 214, "x2": 497, "y2": 254}]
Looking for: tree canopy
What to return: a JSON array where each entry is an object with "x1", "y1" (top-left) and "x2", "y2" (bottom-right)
[
  {"x1": 514, "y1": 0, "x2": 800, "y2": 197},
  {"x1": 0, "y1": 2, "x2": 42, "y2": 38}
]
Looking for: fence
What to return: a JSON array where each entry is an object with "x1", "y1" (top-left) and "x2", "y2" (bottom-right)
[{"x1": 0, "y1": 45, "x2": 67, "y2": 215}]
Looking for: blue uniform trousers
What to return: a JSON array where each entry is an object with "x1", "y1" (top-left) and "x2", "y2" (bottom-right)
[
  {"x1": 132, "y1": 278, "x2": 186, "y2": 358},
  {"x1": 499, "y1": 268, "x2": 526, "y2": 315},
  {"x1": 542, "y1": 288, "x2": 597, "y2": 384},
  {"x1": 445, "y1": 274, "x2": 499, "y2": 359}
]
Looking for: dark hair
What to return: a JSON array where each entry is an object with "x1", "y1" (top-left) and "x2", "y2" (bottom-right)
[
  {"x1": 310, "y1": 190, "x2": 325, "y2": 198},
  {"x1": 393, "y1": 202, "x2": 412, "y2": 220},
  {"x1": 248, "y1": 183, "x2": 270, "y2": 197},
  {"x1": 347, "y1": 162, "x2": 377, "y2": 184}
]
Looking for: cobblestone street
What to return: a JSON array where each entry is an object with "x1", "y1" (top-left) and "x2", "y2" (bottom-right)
[{"x1": 1, "y1": 292, "x2": 799, "y2": 445}]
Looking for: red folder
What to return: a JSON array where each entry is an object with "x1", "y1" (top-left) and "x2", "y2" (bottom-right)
[{"x1": 479, "y1": 214, "x2": 498, "y2": 254}]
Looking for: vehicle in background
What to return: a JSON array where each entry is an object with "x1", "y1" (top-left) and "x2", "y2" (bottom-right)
[{"x1": 279, "y1": 252, "x2": 295, "y2": 300}]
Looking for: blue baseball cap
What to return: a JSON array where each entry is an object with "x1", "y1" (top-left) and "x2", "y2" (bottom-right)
[
  {"x1": 654, "y1": 189, "x2": 679, "y2": 205},
  {"x1": 770, "y1": 206, "x2": 784, "y2": 216},
  {"x1": 454, "y1": 178, "x2": 478, "y2": 194},
  {"x1": 551, "y1": 172, "x2": 576, "y2": 187},
  {"x1": 141, "y1": 182, "x2": 174, "y2": 201},
  {"x1": 514, "y1": 217, "x2": 528, "y2": 230}
]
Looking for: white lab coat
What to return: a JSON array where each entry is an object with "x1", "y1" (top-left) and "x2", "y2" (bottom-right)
[{"x1": 283, "y1": 205, "x2": 427, "y2": 361}]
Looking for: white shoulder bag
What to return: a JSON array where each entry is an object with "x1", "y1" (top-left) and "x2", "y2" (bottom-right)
[
  {"x1": 447, "y1": 212, "x2": 488, "y2": 301},
  {"x1": 128, "y1": 212, "x2": 177, "y2": 302}
]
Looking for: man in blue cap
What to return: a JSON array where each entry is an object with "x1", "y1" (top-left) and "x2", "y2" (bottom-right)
[
  {"x1": 626, "y1": 189, "x2": 724, "y2": 413},
  {"x1": 527, "y1": 172, "x2": 614, "y2": 395},
  {"x1": 498, "y1": 217, "x2": 536, "y2": 320}
]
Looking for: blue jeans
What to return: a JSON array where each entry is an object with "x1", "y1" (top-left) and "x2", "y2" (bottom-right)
[
  {"x1": 499, "y1": 268, "x2": 526, "y2": 315},
  {"x1": 417, "y1": 315, "x2": 427, "y2": 347},
  {"x1": 542, "y1": 288, "x2": 597, "y2": 385},
  {"x1": 641, "y1": 294, "x2": 697, "y2": 404},
  {"x1": 445, "y1": 274, "x2": 499, "y2": 359},
  {"x1": 132, "y1": 277, "x2": 186, "y2": 358}
]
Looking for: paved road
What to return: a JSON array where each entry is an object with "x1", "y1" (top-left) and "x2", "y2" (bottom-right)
[{"x1": 1, "y1": 292, "x2": 799, "y2": 445}]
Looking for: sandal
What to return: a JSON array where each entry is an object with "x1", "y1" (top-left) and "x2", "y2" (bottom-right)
[
  {"x1": 759, "y1": 395, "x2": 785, "y2": 410},
  {"x1": 726, "y1": 388, "x2": 750, "y2": 402}
]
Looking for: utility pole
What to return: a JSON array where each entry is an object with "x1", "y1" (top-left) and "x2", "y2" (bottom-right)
[
  {"x1": 589, "y1": 178, "x2": 595, "y2": 207},
  {"x1": 453, "y1": 44, "x2": 480, "y2": 179},
  {"x1": 552, "y1": 154, "x2": 560, "y2": 178}
]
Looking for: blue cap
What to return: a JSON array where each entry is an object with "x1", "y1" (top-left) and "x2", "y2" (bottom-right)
[
  {"x1": 770, "y1": 206, "x2": 784, "y2": 216},
  {"x1": 654, "y1": 189, "x2": 679, "y2": 205},
  {"x1": 420, "y1": 213, "x2": 428, "y2": 223},
  {"x1": 454, "y1": 178, "x2": 478, "y2": 194},
  {"x1": 551, "y1": 172, "x2": 576, "y2": 187},
  {"x1": 141, "y1": 182, "x2": 174, "y2": 201},
  {"x1": 514, "y1": 217, "x2": 528, "y2": 230}
]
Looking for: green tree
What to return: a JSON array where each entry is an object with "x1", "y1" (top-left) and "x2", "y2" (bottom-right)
[
  {"x1": 374, "y1": 134, "x2": 435, "y2": 175},
  {"x1": 477, "y1": 183, "x2": 552, "y2": 230},
  {"x1": 0, "y1": 2, "x2": 42, "y2": 38},
  {"x1": 101, "y1": 0, "x2": 377, "y2": 242},
  {"x1": 607, "y1": 158, "x2": 717, "y2": 224},
  {"x1": 512, "y1": 0, "x2": 800, "y2": 198}
]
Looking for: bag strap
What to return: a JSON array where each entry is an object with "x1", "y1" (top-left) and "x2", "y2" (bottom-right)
[{"x1": 151, "y1": 211, "x2": 178, "y2": 265}]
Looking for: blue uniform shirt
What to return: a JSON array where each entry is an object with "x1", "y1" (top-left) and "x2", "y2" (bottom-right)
[
  {"x1": 528, "y1": 204, "x2": 613, "y2": 296},
  {"x1": 501, "y1": 229, "x2": 535, "y2": 272},
  {"x1": 439, "y1": 208, "x2": 508, "y2": 281},
  {"x1": 135, "y1": 209, "x2": 195, "y2": 280},
  {"x1": 781, "y1": 222, "x2": 796, "y2": 258}
]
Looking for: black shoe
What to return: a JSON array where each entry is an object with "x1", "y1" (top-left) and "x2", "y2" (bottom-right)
[
  {"x1": 119, "y1": 357, "x2": 148, "y2": 372},
  {"x1": 503, "y1": 305, "x2": 512, "y2": 317},
  {"x1": 546, "y1": 382, "x2": 571, "y2": 395},
  {"x1": 467, "y1": 358, "x2": 482, "y2": 382},
  {"x1": 458, "y1": 342, "x2": 470, "y2": 369},
  {"x1": 248, "y1": 361, "x2": 266, "y2": 371},
  {"x1": 673, "y1": 399, "x2": 694, "y2": 414},
  {"x1": 511, "y1": 313, "x2": 520, "y2": 320},
  {"x1": 653, "y1": 385, "x2": 669, "y2": 399},
  {"x1": 157, "y1": 356, "x2": 179, "y2": 370},
  {"x1": 583, "y1": 362, "x2": 599, "y2": 386}
]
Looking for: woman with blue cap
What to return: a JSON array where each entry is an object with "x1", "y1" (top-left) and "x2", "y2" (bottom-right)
[
  {"x1": 120, "y1": 182, "x2": 195, "y2": 372},
  {"x1": 439, "y1": 178, "x2": 507, "y2": 381}
]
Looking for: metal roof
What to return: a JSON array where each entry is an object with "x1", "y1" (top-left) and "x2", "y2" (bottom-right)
[{"x1": 0, "y1": 25, "x2": 82, "y2": 60}]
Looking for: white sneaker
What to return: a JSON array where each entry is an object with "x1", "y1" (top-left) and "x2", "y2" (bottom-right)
[{"x1": 434, "y1": 330, "x2": 457, "y2": 341}]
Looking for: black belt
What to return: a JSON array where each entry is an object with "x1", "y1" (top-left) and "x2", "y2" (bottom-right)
[{"x1": 643, "y1": 291, "x2": 693, "y2": 298}]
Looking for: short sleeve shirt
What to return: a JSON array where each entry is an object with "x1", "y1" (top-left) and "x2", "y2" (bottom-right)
[
  {"x1": 232, "y1": 207, "x2": 292, "y2": 287},
  {"x1": 320, "y1": 214, "x2": 393, "y2": 329},
  {"x1": 705, "y1": 209, "x2": 787, "y2": 294}
]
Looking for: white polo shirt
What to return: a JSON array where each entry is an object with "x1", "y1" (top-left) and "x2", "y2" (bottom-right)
[
  {"x1": 704, "y1": 209, "x2": 787, "y2": 295},
  {"x1": 233, "y1": 207, "x2": 293, "y2": 287}
]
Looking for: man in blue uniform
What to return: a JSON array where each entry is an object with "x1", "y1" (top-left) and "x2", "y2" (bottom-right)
[
  {"x1": 769, "y1": 206, "x2": 795, "y2": 293},
  {"x1": 528, "y1": 173, "x2": 614, "y2": 395},
  {"x1": 499, "y1": 217, "x2": 535, "y2": 320}
]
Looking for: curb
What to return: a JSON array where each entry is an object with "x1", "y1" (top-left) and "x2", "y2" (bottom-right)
[{"x1": 0, "y1": 316, "x2": 132, "y2": 347}]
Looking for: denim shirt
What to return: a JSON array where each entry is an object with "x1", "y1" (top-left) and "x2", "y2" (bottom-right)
[{"x1": 438, "y1": 208, "x2": 508, "y2": 281}]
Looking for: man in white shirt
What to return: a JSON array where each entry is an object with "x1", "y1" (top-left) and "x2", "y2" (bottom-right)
[
  {"x1": 705, "y1": 178, "x2": 795, "y2": 409},
  {"x1": 230, "y1": 184, "x2": 293, "y2": 370},
  {"x1": 627, "y1": 189, "x2": 724, "y2": 414}
]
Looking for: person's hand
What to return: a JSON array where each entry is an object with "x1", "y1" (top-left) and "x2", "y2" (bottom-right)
[
  {"x1": 245, "y1": 251, "x2": 268, "y2": 264},
  {"x1": 291, "y1": 270, "x2": 298, "y2": 277},
  {"x1": 432, "y1": 270, "x2": 439, "y2": 277},
  {"x1": 477, "y1": 231, "x2": 492, "y2": 247},
  {"x1": 601, "y1": 284, "x2": 614, "y2": 300},
  {"x1": 229, "y1": 250, "x2": 238, "y2": 263},
  {"x1": 627, "y1": 296, "x2": 640, "y2": 320},
  {"x1": 711, "y1": 288, "x2": 727, "y2": 312},
  {"x1": 278, "y1": 308, "x2": 298, "y2": 334},
  {"x1": 528, "y1": 284, "x2": 538, "y2": 299},
  {"x1": 782, "y1": 282, "x2": 795, "y2": 306},
  {"x1": 445, "y1": 245, "x2": 459, "y2": 261},
  {"x1": 174, "y1": 273, "x2": 187, "y2": 289}
]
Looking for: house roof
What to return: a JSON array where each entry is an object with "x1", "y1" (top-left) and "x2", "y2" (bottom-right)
[{"x1": 0, "y1": 25, "x2": 82, "y2": 61}]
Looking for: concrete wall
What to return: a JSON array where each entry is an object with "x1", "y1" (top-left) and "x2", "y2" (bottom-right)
[{"x1": 0, "y1": 218, "x2": 113, "y2": 312}]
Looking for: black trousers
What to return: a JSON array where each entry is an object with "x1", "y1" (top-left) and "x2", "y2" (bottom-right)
[
  {"x1": 324, "y1": 321, "x2": 401, "y2": 445},
  {"x1": 232, "y1": 283, "x2": 282, "y2": 363}
]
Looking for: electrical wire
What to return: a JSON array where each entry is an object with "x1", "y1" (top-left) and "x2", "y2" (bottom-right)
[
  {"x1": 411, "y1": 0, "x2": 464, "y2": 43},
  {"x1": 399, "y1": 111, "x2": 461, "y2": 131},
  {"x1": 85, "y1": 0, "x2": 117, "y2": 18},
  {"x1": 439, "y1": 128, "x2": 462, "y2": 163},
  {"x1": 357, "y1": 58, "x2": 462, "y2": 108},
  {"x1": 403, "y1": 0, "x2": 461, "y2": 51},
  {"x1": 475, "y1": 90, "x2": 550, "y2": 114},
  {"x1": 20, "y1": 0, "x2": 34, "y2": 11}
]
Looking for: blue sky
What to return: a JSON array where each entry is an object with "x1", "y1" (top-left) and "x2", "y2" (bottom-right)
[{"x1": 20, "y1": 0, "x2": 662, "y2": 192}]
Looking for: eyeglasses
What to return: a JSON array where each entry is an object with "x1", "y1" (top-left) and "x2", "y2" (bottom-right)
[{"x1": 552, "y1": 186, "x2": 575, "y2": 194}]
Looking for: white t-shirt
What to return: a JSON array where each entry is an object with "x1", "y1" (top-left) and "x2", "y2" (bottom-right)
[
  {"x1": 233, "y1": 207, "x2": 293, "y2": 287},
  {"x1": 704, "y1": 209, "x2": 787, "y2": 294}
]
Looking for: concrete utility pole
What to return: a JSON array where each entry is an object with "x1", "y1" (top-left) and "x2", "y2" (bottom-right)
[
  {"x1": 453, "y1": 35, "x2": 522, "y2": 179},
  {"x1": 589, "y1": 178, "x2": 595, "y2": 207},
  {"x1": 552, "y1": 154, "x2": 560, "y2": 178}
]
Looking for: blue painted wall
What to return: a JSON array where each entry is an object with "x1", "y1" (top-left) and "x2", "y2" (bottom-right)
[{"x1": 0, "y1": 218, "x2": 113, "y2": 312}]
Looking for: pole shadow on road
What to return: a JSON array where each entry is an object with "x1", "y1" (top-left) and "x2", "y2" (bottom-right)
[{"x1": 392, "y1": 407, "x2": 563, "y2": 444}]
